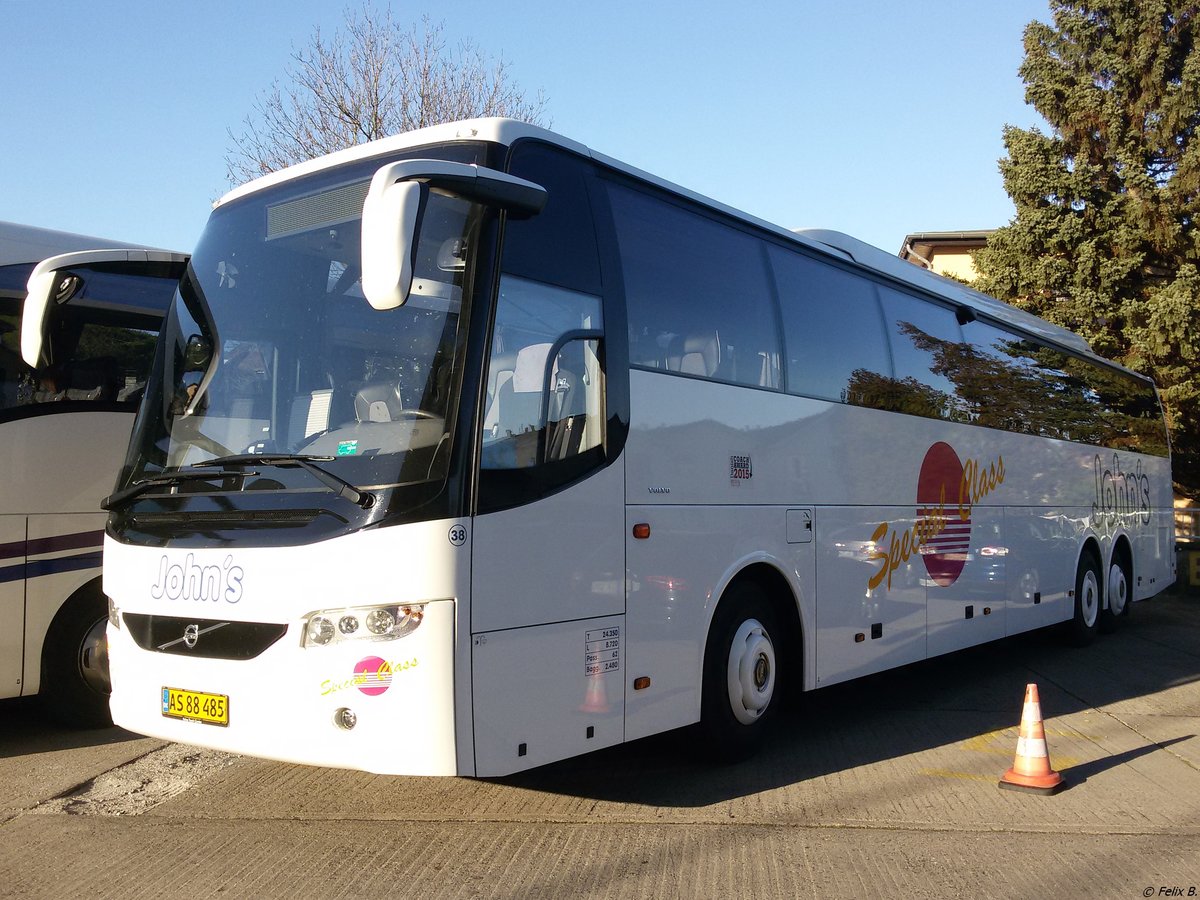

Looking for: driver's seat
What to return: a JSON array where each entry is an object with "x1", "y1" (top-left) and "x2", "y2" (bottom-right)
[{"x1": 354, "y1": 382, "x2": 404, "y2": 423}]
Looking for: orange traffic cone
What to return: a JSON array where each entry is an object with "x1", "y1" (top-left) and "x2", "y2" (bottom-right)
[{"x1": 999, "y1": 683, "x2": 1065, "y2": 795}]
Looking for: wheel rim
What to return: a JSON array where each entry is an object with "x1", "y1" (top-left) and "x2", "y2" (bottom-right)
[
  {"x1": 725, "y1": 618, "x2": 776, "y2": 725},
  {"x1": 1108, "y1": 562, "x2": 1128, "y2": 617},
  {"x1": 1080, "y1": 568, "x2": 1100, "y2": 628},
  {"x1": 78, "y1": 616, "x2": 111, "y2": 696}
]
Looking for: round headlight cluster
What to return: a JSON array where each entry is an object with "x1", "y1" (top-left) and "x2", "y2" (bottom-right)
[
  {"x1": 365, "y1": 608, "x2": 395, "y2": 635},
  {"x1": 303, "y1": 603, "x2": 427, "y2": 647},
  {"x1": 307, "y1": 616, "x2": 335, "y2": 646}
]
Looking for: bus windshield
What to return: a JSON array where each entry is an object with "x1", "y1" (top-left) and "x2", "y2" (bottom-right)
[{"x1": 123, "y1": 160, "x2": 487, "y2": 504}]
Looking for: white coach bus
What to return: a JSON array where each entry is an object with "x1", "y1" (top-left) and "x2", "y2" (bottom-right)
[
  {"x1": 23, "y1": 120, "x2": 1173, "y2": 772},
  {"x1": 2, "y1": 222, "x2": 183, "y2": 725}
]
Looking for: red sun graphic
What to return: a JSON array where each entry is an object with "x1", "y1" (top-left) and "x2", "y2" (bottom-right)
[
  {"x1": 916, "y1": 442, "x2": 971, "y2": 586},
  {"x1": 353, "y1": 656, "x2": 392, "y2": 696}
]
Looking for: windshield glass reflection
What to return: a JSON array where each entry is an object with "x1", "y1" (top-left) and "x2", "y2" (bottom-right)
[{"x1": 126, "y1": 161, "x2": 485, "y2": 500}]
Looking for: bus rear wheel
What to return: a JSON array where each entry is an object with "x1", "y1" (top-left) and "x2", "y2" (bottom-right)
[
  {"x1": 41, "y1": 586, "x2": 113, "y2": 728},
  {"x1": 1099, "y1": 552, "x2": 1131, "y2": 633},
  {"x1": 700, "y1": 584, "x2": 780, "y2": 761},
  {"x1": 1066, "y1": 552, "x2": 1101, "y2": 647}
]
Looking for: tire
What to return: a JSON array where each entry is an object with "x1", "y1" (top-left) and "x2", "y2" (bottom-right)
[
  {"x1": 1099, "y1": 550, "x2": 1132, "y2": 634},
  {"x1": 40, "y1": 586, "x2": 113, "y2": 728},
  {"x1": 699, "y1": 583, "x2": 781, "y2": 761},
  {"x1": 1066, "y1": 551, "x2": 1101, "y2": 647}
]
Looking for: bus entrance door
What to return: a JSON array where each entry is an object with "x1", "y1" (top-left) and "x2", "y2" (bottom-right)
[{"x1": 469, "y1": 460, "x2": 626, "y2": 776}]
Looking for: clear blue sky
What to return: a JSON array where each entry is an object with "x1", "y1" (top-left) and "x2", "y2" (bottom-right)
[{"x1": 2, "y1": 0, "x2": 1049, "y2": 256}]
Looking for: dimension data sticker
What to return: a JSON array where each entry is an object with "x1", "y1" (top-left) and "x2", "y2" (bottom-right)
[
  {"x1": 336, "y1": 440, "x2": 359, "y2": 456},
  {"x1": 584, "y1": 626, "x2": 620, "y2": 676}
]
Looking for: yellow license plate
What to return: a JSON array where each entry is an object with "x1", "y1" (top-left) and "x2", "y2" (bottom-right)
[{"x1": 161, "y1": 687, "x2": 229, "y2": 726}]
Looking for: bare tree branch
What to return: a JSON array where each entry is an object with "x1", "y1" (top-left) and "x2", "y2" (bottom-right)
[{"x1": 225, "y1": 8, "x2": 548, "y2": 186}]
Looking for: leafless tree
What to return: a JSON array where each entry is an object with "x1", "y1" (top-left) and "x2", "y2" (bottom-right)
[{"x1": 225, "y1": 8, "x2": 548, "y2": 185}]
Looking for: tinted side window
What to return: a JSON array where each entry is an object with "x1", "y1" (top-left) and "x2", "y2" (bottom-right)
[
  {"x1": 0, "y1": 295, "x2": 27, "y2": 410},
  {"x1": 480, "y1": 148, "x2": 610, "y2": 513},
  {"x1": 1078, "y1": 363, "x2": 1169, "y2": 456},
  {"x1": 987, "y1": 332, "x2": 1096, "y2": 442},
  {"x1": 769, "y1": 247, "x2": 890, "y2": 403},
  {"x1": 875, "y1": 287, "x2": 967, "y2": 422},
  {"x1": 480, "y1": 277, "x2": 604, "y2": 471},
  {"x1": 609, "y1": 184, "x2": 780, "y2": 389},
  {"x1": 0, "y1": 268, "x2": 165, "y2": 418},
  {"x1": 964, "y1": 321, "x2": 1168, "y2": 456},
  {"x1": 502, "y1": 142, "x2": 602, "y2": 295},
  {"x1": 962, "y1": 321, "x2": 1055, "y2": 436}
]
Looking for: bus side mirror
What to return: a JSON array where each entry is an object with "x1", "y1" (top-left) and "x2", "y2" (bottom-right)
[
  {"x1": 21, "y1": 248, "x2": 188, "y2": 367},
  {"x1": 184, "y1": 334, "x2": 213, "y2": 372},
  {"x1": 22, "y1": 270, "x2": 80, "y2": 367},
  {"x1": 360, "y1": 159, "x2": 547, "y2": 311}
]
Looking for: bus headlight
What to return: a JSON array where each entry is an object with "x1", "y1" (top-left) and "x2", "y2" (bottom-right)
[
  {"x1": 107, "y1": 596, "x2": 121, "y2": 629},
  {"x1": 307, "y1": 616, "x2": 336, "y2": 646},
  {"x1": 301, "y1": 603, "x2": 425, "y2": 648}
]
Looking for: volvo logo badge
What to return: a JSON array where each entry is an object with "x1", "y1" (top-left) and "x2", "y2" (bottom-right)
[{"x1": 183, "y1": 624, "x2": 200, "y2": 649}]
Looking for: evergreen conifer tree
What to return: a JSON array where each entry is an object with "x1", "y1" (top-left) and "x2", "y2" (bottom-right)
[{"x1": 974, "y1": 1, "x2": 1200, "y2": 496}]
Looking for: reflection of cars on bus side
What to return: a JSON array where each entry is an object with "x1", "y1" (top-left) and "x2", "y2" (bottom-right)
[{"x1": 0, "y1": 222, "x2": 182, "y2": 725}]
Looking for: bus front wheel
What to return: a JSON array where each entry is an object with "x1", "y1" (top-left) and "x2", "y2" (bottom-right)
[
  {"x1": 700, "y1": 584, "x2": 780, "y2": 761},
  {"x1": 40, "y1": 586, "x2": 113, "y2": 728}
]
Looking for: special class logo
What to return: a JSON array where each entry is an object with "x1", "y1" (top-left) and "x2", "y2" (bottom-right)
[
  {"x1": 320, "y1": 656, "x2": 419, "y2": 697},
  {"x1": 868, "y1": 441, "x2": 1005, "y2": 591}
]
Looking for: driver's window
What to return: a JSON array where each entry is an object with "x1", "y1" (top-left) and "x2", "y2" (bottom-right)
[{"x1": 480, "y1": 276, "x2": 603, "y2": 470}]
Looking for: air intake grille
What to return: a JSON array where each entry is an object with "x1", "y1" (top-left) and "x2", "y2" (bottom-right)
[
  {"x1": 129, "y1": 509, "x2": 323, "y2": 529},
  {"x1": 124, "y1": 613, "x2": 288, "y2": 659}
]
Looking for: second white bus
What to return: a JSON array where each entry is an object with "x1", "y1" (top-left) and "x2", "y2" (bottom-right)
[{"x1": 2, "y1": 222, "x2": 183, "y2": 725}]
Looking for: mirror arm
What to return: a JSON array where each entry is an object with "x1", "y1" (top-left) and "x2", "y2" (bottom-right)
[
  {"x1": 360, "y1": 159, "x2": 547, "y2": 311},
  {"x1": 370, "y1": 159, "x2": 548, "y2": 217}
]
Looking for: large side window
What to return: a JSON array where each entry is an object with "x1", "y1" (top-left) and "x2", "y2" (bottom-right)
[
  {"x1": 958, "y1": 320, "x2": 1050, "y2": 435},
  {"x1": 974, "y1": 326, "x2": 1095, "y2": 442},
  {"x1": 477, "y1": 143, "x2": 609, "y2": 512},
  {"x1": 769, "y1": 246, "x2": 890, "y2": 403},
  {"x1": 480, "y1": 277, "x2": 604, "y2": 470},
  {"x1": 609, "y1": 184, "x2": 781, "y2": 389},
  {"x1": 0, "y1": 266, "x2": 166, "y2": 419},
  {"x1": 875, "y1": 286, "x2": 968, "y2": 422},
  {"x1": 1076, "y1": 362, "x2": 1169, "y2": 457},
  {"x1": 501, "y1": 143, "x2": 602, "y2": 295}
]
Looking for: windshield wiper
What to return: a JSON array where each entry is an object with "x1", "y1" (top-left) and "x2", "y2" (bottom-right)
[
  {"x1": 194, "y1": 454, "x2": 375, "y2": 509},
  {"x1": 101, "y1": 469, "x2": 255, "y2": 511}
]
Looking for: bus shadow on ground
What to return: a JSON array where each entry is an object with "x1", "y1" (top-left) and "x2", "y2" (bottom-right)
[
  {"x1": 499, "y1": 590, "x2": 1200, "y2": 806},
  {"x1": 0, "y1": 697, "x2": 142, "y2": 760}
]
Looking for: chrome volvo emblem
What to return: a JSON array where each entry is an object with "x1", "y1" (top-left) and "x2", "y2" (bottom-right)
[{"x1": 183, "y1": 624, "x2": 200, "y2": 649}]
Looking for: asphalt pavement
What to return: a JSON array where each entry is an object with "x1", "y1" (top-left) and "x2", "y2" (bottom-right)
[{"x1": 2, "y1": 587, "x2": 1199, "y2": 899}]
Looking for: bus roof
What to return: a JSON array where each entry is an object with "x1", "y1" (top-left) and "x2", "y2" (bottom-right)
[
  {"x1": 0, "y1": 221, "x2": 165, "y2": 268},
  {"x1": 216, "y1": 118, "x2": 1118, "y2": 372}
]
